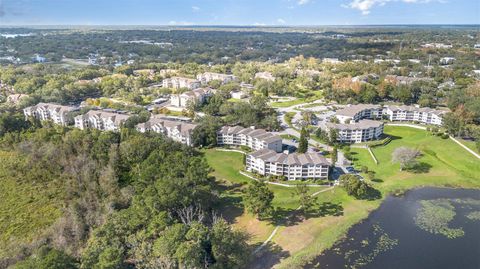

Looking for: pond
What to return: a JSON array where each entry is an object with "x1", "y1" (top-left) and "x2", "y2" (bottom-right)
[{"x1": 307, "y1": 187, "x2": 480, "y2": 269}]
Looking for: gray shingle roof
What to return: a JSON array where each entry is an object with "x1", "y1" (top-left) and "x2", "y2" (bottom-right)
[{"x1": 336, "y1": 104, "x2": 381, "y2": 117}]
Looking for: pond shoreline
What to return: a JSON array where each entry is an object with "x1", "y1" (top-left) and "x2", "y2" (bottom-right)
[{"x1": 305, "y1": 187, "x2": 480, "y2": 269}]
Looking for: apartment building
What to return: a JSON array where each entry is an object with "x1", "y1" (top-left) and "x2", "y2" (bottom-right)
[
  {"x1": 136, "y1": 116, "x2": 197, "y2": 146},
  {"x1": 74, "y1": 110, "x2": 131, "y2": 131},
  {"x1": 217, "y1": 126, "x2": 283, "y2": 153},
  {"x1": 23, "y1": 102, "x2": 78, "y2": 126},
  {"x1": 170, "y1": 88, "x2": 214, "y2": 108},
  {"x1": 246, "y1": 149, "x2": 330, "y2": 180},
  {"x1": 335, "y1": 104, "x2": 383, "y2": 124},
  {"x1": 384, "y1": 105, "x2": 446, "y2": 126},
  {"x1": 196, "y1": 72, "x2": 236, "y2": 85},
  {"x1": 326, "y1": 120, "x2": 384, "y2": 144},
  {"x1": 162, "y1": 77, "x2": 201, "y2": 90}
]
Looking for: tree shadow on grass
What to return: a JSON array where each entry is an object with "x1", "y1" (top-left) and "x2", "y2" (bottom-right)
[
  {"x1": 213, "y1": 181, "x2": 246, "y2": 223},
  {"x1": 371, "y1": 178, "x2": 384, "y2": 183},
  {"x1": 215, "y1": 195, "x2": 244, "y2": 223},
  {"x1": 269, "y1": 202, "x2": 345, "y2": 226},
  {"x1": 408, "y1": 162, "x2": 432, "y2": 174},
  {"x1": 249, "y1": 242, "x2": 290, "y2": 269},
  {"x1": 363, "y1": 187, "x2": 382, "y2": 201},
  {"x1": 316, "y1": 202, "x2": 344, "y2": 217},
  {"x1": 270, "y1": 207, "x2": 304, "y2": 227},
  {"x1": 388, "y1": 134, "x2": 402, "y2": 141}
]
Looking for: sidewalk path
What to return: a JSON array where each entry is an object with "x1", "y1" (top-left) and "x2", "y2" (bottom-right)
[{"x1": 449, "y1": 136, "x2": 480, "y2": 160}]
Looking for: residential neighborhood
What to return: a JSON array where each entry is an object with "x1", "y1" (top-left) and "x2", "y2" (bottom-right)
[{"x1": 1, "y1": 15, "x2": 479, "y2": 269}]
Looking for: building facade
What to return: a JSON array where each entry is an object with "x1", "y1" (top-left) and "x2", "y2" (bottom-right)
[
  {"x1": 384, "y1": 105, "x2": 446, "y2": 125},
  {"x1": 162, "y1": 77, "x2": 201, "y2": 90},
  {"x1": 74, "y1": 110, "x2": 131, "y2": 132},
  {"x1": 217, "y1": 126, "x2": 283, "y2": 153},
  {"x1": 170, "y1": 88, "x2": 213, "y2": 108},
  {"x1": 326, "y1": 120, "x2": 384, "y2": 144},
  {"x1": 246, "y1": 149, "x2": 330, "y2": 180},
  {"x1": 23, "y1": 102, "x2": 78, "y2": 126},
  {"x1": 335, "y1": 104, "x2": 383, "y2": 124},
  {"x1": 136, "y1": 117, "x2": 197, "y2": 146},
  {"x1": 196, "y1": 72, "x2": 236, "y2": 85}
]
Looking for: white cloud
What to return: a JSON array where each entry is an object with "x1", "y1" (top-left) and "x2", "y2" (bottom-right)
[
  {"x1": 277, "y1": 18, "x2": 286, "y2": 24},
  {"x1": 253, "y1": 22, "x2": 267, "y2": 26},
  {"x1": 168, "y1": 20, "x2": 194, "y2": 26},
  {"x1": 298, "y1": 0, "x2": 311, "y2": 5},
  {"x1": 343, "y1": 0, "x2": 445, "y2": 15},
  {"x1": 192, "y1": 6, "x2": 200, "y2": 12}
]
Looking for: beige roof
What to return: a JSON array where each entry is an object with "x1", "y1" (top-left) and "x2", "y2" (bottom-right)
[
  {"x1": 137, "y1": 117, "x2": 197, "y2": 135},
  {"x1": 218, "y1": 126, "x2": 281, "y2": 143},
  {"x1": 250, "y1": 149, "x2": 330, "y2": 166},
  {"x1": 76, "y1": 110, "x2": 131, "y2": 125},
  {"x1": 166, "y1": 76, "x2": 199, "y2": 83},
  {"x1": 385, "y1": 105, "x2": 448, "y2": 116},
  {"x1": 181, "y1": 88, "x2": 212, "y2": 98},
  {"x1": 336, "y1": 104, "x2": 381, "y2": 117},
  {"x1": 27, "y1": 102, "x2": 77, "y2": 114}
]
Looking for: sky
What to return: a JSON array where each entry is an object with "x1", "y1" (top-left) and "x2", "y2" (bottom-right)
[{"x1": 0, "y1": 0, "x2": 478, "y2": 26}]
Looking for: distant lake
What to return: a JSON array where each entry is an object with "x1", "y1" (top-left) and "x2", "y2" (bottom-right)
[
  {"x1": 308, "y1": 187, "x2": 480, "y2": 269},
  {"x1": 0, "y1": 33, "x2": 33, "y2": 38}
]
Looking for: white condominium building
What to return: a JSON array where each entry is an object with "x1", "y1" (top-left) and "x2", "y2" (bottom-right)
[
  {"x1": 217, "y1": 126, "x2": 283, "y2": 153},
  {"x1": 196, "y1": 72, "x2": 236, "y2": 85},
  {"x1": 246, "y1": 149, "x2": 330, "y2": 180},
  {"x1": 170, "y1": 88, "x2": 214, "y2": 108},
  {"x1": 162, "y1": 77, "x2": 201, "y2": 90},
  {"x1": 23, "y1": 102, "x2": 78, "y2": 126},
  {"x1": 74, "y1": 110, "x2": 131, "y2": 132},
  {"x1": 326, "y1": 120, "x2": 384, "y2": 144},
  {"x1": 136, "y1": 117, "x2": 197, "y2": 146},
  {"x1": 335, "y1": 104, "x2": 383, "y2": 124},
  {"x1": 384, "y1": 105, "x2": 446, "y2": 126}
]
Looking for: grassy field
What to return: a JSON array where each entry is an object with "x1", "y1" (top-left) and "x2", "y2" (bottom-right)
[
  {"x1": 203, "y1": 149, "x2": 321, "y2": 244},
  {"x1": 354, "y1": 126, "x2": 480, "y2": 192},
  {"x1": 0, "y1": 151, "x2": 64, "y2": 259},
  {"x1": 270, "y1": 92, "x2": 323, "y2": 108},
  {"x1": 458, "y1": 138, "x2": 479, "y2": 154},
  {"x1": 205, "y1": 126, "x2": 480, "y2": 269}
]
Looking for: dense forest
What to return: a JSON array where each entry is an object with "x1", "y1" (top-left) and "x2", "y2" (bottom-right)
[
  {"x1": 0, "y1": 118, "x2": 249, "y2": 268},
  {"x1": 1, "y1": 26, "x2": 478, "y2": 64}
]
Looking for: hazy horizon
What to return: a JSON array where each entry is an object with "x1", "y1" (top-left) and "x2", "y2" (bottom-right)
[{"x1": 0, "y1": 0, "x2": 478, "y2": 26}]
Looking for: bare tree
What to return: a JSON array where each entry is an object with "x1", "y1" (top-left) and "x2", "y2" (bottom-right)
[
  {"x1": 392, "y1": 147, "x2": 421, "y2": 171},
  {"x1": 176, "y1": 204, "x2": 205, "y2": 225}
]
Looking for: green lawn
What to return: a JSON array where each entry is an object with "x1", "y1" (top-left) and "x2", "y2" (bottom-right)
[
  {"x1": 203, "y1": 127, "x2": 480, "y2": 268},
  {"x1": 270, "y1": 98, "x2": 306, "y2": 108},
  {"x1": 203, "y1": 149, "x2": 321, "y2": 244},
  {"x1": 203, "y1": 149, "x2": 319, "y2": 210},
  {"x1": 270, "y1": 92, "x2": 323, "y2": 108},
  {"x1": 275, "y1": 126, "x2": 480, "y2": 268},
  {"x1": 351, "y1": 126, "x2": 480, "y2": 193},
  {"x1": 458, "y1": 138, "x2": 479, "y2": 154},
  {"x1": 0, "y1": 151, "x2": 64, "y2": 259}
]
